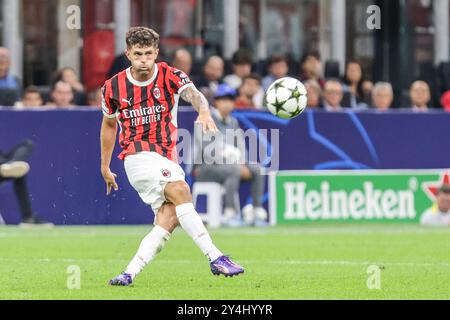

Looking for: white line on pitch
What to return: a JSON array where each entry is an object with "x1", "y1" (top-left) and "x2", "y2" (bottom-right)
[{"x1": 0, "y1": 257, "x2": 448, "y2": 268}]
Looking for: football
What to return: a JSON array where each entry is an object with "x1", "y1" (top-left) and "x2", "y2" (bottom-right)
[{"x1": 265, "y1": 77, "x2": 308, "y2": 119}]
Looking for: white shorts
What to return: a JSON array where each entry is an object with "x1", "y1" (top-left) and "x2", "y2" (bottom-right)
[{"x1": 124, "y1": 152, "x2": 185, "y2": 214}]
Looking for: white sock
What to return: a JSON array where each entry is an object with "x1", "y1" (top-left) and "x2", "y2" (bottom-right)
[
  {"x1": 125, "y1": 225, "x2": 171, "y2": 279},
  {"x1": 176, "y1": 203, "x2": 223, "y2": 262}
]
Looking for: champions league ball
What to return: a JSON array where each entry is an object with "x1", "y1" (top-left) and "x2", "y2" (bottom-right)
[{"x1": 265, "y1": 77, "x2": 308, "y2": 119}]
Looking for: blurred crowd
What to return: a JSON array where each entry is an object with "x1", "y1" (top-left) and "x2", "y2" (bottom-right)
[{"x1": 1, "y1": 46, "x2": 450, "y2": 112}]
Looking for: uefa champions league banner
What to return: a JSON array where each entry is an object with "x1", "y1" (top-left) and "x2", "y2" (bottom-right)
[
  {"x1": 270, "y1": 170, "x2": 450, "y2": 225},
  {"x1": 0, "y1": 108, "x2": 450, "y2": 225}
]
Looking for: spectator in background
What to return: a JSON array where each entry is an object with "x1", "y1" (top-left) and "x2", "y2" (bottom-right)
[
  {"x1": 47, "y1": 81, "x2": 74, "y2": 109},
  {"x1": 304, "y1": 80, "x2": 322, "y2": 109},
  {"x1": 172, "y1": 48, "x2": 194, "y2": 107},
  {"x1": 16, "y1": 86, "x2": 44, "y2": 109},
  {"x1": 0, "y1": 140, "x2": 53, "y2": 226},
  {"x1": 299, "y1": 51, "x2": 325, "y2": 89},
  {"x1": 420, "y1": 184, "x2": 450, "y2": 227},
  {"x1": 224, "y1": 49, "x2": 264, "y2": 108},
  {"x1": 262, "y1": 54, "x2": 289, "y2": 91},
  {"x1": 342, "y1": 61, "x2": 368, "y2": 109},
  {"x1": 194, "y1": 55, "x2": 224, "y2": 104},
  {"x1": 441, "y1": 90, "x2": 450, "y2": 112},
  {"x1": 0, "y1": 47, "x2": 21, "y2": 105},
  {"x1": 107, "y1": 53, "x2": 131, "y2": 79},
  {"x1": 87, "y1": 88, "x2": 102, "y2": 109},
  {"x1": 362, "y1": 80, "x2": 374, "y2": 105},
  {"x1": 224, "y1": 49, "x2": 253, "y2": 90},
  {"x1": 195, "y1": 84, "x2": 267, "y2": 227},
  {"x1": 322, "y1": 79, "x2": 344, "y2": 111},
  {"x1": 172, "y1": 48, "x2": 193, "y2": 75},
  {"x1": 410, "y1": 80, "x2": 431, "y2": 111},
  {"x1": 235, "y1": 74, "x2": 263, "y2": 109},
  {"x1": 53, "y1": 67, "x2": 86, "y2": 105},
  {"x1": 372, "y1": 82, "x2": 394, "y2": 111}
]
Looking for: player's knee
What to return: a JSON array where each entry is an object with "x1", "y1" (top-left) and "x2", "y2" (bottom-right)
[
  {"x1": 165, "y1": 181, "x2": 192, "y2": 204},
  {"x1": 172, "y1": 181, "x2": 191, "y2": 196},
  {"x1": 169, "y1": 215, "x2": 180, "y2": 229}
]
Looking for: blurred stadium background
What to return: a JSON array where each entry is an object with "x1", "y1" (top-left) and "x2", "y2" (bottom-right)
[
  {"x1": 0, "y1": 0, "x2": 448, "y2": 225},
  {"x1": 0, "y1": 0, "x2": 449, "y2": 300},
  {"x1": 0, "y1": 0, "x2": 449, "y2": 103}
]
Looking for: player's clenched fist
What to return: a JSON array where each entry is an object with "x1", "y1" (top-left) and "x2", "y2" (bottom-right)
[{"x1": 102, "y1": 168, "x2": 119, "y2": 195}]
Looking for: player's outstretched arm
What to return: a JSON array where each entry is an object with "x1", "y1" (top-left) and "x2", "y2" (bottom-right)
[
  {"x1": 180, "y1": 86, "x2": 217, "y2": 133},
  {"x1": 100, "y1": 116, "x2": 119, "y2": 195}
]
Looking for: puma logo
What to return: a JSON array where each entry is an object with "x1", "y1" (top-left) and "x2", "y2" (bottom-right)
[{"x1": 122, "y1": 97, "x2": 133, "y2": 106}]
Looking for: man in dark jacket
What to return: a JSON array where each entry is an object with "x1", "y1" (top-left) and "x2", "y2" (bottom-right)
[{"x1": 0, "y1": 140, "x2": 52, "y2": 226}]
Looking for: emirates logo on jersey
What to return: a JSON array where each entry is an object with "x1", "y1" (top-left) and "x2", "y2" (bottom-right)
[
  {"x1": 153, "y1": 87, "x2": 161, "y2": 99},
  {"x1": 162, "y1": 169, "x2": 171, "y2": 178}
]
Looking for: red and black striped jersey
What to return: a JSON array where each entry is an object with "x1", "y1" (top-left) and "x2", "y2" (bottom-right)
[{"x1": 102, "y1": 62, "x2": 193, "y2": 162}]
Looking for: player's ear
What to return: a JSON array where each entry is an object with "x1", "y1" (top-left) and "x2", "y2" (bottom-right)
[{"x1": 125, "y1": 49, "x2": 131, "y2": 61}]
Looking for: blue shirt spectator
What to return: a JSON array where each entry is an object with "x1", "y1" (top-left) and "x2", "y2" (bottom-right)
[
  {"x1": 262, "y1": 54, "x2": 289, "y2": 91},
  {"x1": 0, "y1": 47, "x2": 21, "y2": 105},
  {"x1": 0, "y1": 74, "x2": 19, "y2": 89}
]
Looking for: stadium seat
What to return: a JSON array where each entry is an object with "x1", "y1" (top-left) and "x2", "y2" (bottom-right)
[
  {"x1": 400, "y1": 89, "x2": 412, "y2": 108},
  {"x1": 325, "y1": 60, "x2": 340, "y2": 79},
  {"x1": 341, "y1": 92, "x2": 352, "y2": 108},
  {"x1": 192, "y1": 182, "x2": 240, "y2": 228},
  {"x1": 0, "y1": 89, "x2": 20, "y2": 106},
  {"x1": 34, "y1": 86, "x2": 51, "y2": 104},
  {"x1": 437, "y1": 62, "x2": 450, "y2": 91},
  {"x1": 254, "y1": 60, "x2": 267, "y2": 77}
]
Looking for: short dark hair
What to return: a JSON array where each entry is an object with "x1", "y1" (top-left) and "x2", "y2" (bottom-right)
[
  {"x1": 51, "y1": 80, "x2": 72, "y2": 93},
  {"x1": 126, "y1": 27, "x2": 160, "y2": 49},
  {"x1": 242, "y1": 73, "x2": 262, "y2": 84},
  {"x1": 268, "y1": 54, "x2": 287, "y2": 66},
  {"x1": 23, "y1": 86, "x2": 41, "y2": 96},
  {"x1": 231, "y1": 48, "x2": 253, "y2": 66},
  {"x1": 300, "y1": 50, "x2": 321, "y2": 66},
  {"x1": 439, "y1": 184, "x2": 450, "y2": 194}
]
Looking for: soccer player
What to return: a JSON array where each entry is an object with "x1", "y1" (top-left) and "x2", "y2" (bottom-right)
[{"x1": 101, "y1": 27, "x2": 244, "y2": 286}]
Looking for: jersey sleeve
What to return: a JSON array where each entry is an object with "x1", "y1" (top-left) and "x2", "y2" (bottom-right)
[
  {"x1": 101, "y1": 83, "x2": 118, "y2": 118},
  {"x1": 168, "y1": 67, "x2": 194, "y2": 95}
]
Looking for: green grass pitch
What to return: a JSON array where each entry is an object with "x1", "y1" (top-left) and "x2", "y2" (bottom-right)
[{"x1": 0, "y1": 224, "x2": 449, "y2": 300}]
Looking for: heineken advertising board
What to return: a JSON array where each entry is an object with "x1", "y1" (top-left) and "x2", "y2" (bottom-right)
[{"x1": 269, "y1": 170, "x2": 449, "y2": 225}]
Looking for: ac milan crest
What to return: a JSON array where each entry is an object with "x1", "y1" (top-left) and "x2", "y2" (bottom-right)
[
  {"x1": 153, "y1": 87, "x2": 161, "y2": 99},
  {"x1": 162, "y1": 169, "x2": 171, "y2": 178}
]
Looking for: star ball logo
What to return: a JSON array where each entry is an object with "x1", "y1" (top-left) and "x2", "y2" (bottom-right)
[{"x1": 421, "y1": 172, "x2": 450, "y2": 203}]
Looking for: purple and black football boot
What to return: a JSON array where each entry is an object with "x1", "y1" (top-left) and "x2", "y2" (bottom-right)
[
  {"x1": 109, "y1": 272, "x2": 133, "y2": 286},
  {"x1": 210, "y1": 256, "x2": 244, "y2": 277}
]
